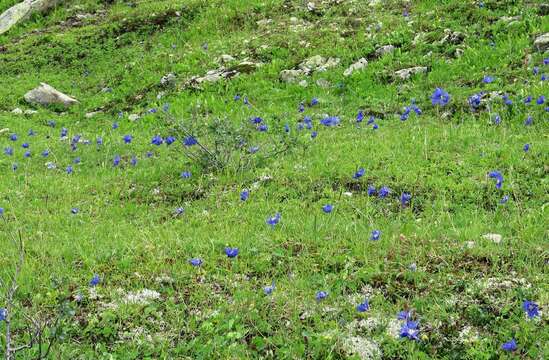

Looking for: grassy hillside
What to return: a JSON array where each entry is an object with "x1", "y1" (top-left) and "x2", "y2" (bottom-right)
[{"x1": 0, "y1": 0, "x2": 547, "y2": 358}]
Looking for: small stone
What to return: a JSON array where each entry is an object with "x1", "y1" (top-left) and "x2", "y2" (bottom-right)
[
  {"x1": 0, "y1": 128, "x2": 9, "y2": 134},
  {"x1": 394, "y1": 66, "x2": 428, "y2": 80},
  {"x1": 298, "y1": 79, "x2": 308, "y2": 87},
  {"x1": 101, "y1": 87, "x2": 113, "y2": 93},
  {"x1": 343, "y1": 58, "x2": 368, "y2": 76},
  {"x1": 454, "y1": 48, "x2": 465, "y2": 57},
  {"x1": 160, "y1": 73, "x2": 176, "y2": 86},
  {"x1": 24, "y1": 109, "x2": 37, "y2": 115},
  {"x1": 280, "y1": 69, "x2": 304, "y2": 83},
  {"x1": 85, "y1": 111, "x2": 101, "y2": 119},
  {"x1": 307, "y1": 2, "x2": 316, "y2": 11},
  {"x1": 375, "y1": 45, "x2": 395, "y2": 57},
  {"x1": 534, "y1": 33, "x2": 549, "y2": 51},
  {"x1": 539, "y1": 4, "x2": 549, "y2": 16},
  {"x1": 219, "y1": 54, "x2": 235, "y2": 63},
  {"x1": 128, "y1": 114, "x2": 140, "y2": 121},
  {"x1": 11, "y1": 108, "x2": 22, "y2": 114},
  {"x1": 482, "y1": 233, "x2": 502, "y2": 244}
]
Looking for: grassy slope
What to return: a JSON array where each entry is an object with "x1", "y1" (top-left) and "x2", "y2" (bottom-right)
[{"x1": 0, "y1": 0, "x2": 548, "y2": 358}]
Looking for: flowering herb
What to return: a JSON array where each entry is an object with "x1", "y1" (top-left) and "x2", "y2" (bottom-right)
[
  {"x1": 431, "y1": 88, "x2": 450, "y2": 106},
  {"x1": 224, "y1": 247, "x2": 239, "y2": 258},
  {"x1": 315, "y1": 291, "x2": 328, "y2": 302},
  {"x1": 266, "y1": 213, "x2": 281, "y2": 228},
  {"x1": 488, "y1": 170, "x2": 503, "y2": 189},
  {"x1": 356, "y1": 299, "x2": 369, "y2": 312},
  {"x1": 189, "y1": 258, "x2": 203, "y2": 266},
  {"x1": 370, "y1": 230, "x2": 381, "y2": 241},
  {"x1": 501, "y1": 339, "x2": 517, "y2": 352},
  {"x1": 522, "y1": 300, "x2": 539, "y2": 319},
  {"x1": 322, "y1": 204, "x2": 333, "y2": 213}
]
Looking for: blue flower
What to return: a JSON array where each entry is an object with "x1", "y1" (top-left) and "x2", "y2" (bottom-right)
[
  {"x1": 370, "y1": 230, "x2": 381, "y2": 241},
  {"x1": 181, "y1": 171, "x2": 191, "y2": 179},
  {"x1": 536, "y1": 95, "x2": 545, "y2": 105},
  {"x1": 400, "y1": 192, "x2": 412, "y2": 206},
  {"x1": 266, "y1": 213, "x2": 281, "y2": 227},
  {"x1": 112, "y1": 122, "x2": 119, "y2": 129},
  {"x1": 240, "y1": 189, "x2": 249, "y2": 201},
  {"x1": 130, "y1": 156, "x2": 138, "y2": 166},
  {"x1": 263, "y1": 282, "x2": 275, "y2": 295},
  {"x1": 28, "y1": 129, "x2": 35, "y2": 136},
  {"x1": 303, "y1": 116, "x2": 313, "y2": 129},
  {"x1": 243, "y1": 97, "x2": 250, "y2": 106},
  {"x1": 148, "y1": 108, "x2": 157, "y2": 114},
  {"x1": 249, "y1": 146, "x2": 260, "y2": 154},
  {"x1": 482, "y1": 75, "x2": 494, "y2": 83},
  {"x1": 311, "y1": 131, "x2": 318, "y2": 138},
  {"x1": 356, "y1": 111, "x2": 364, "y2": 122},
  {"x1": 397, "y1": 311, "x2": 411, "y2": 320},
  {"x1": 234, "y1": 94, "x2": 241, "y2": 101},
  {"x1": 165, "y1": 136, "x2": 176, "y2": 145},
  {"x1": 113, "y1": 155, "x2": 121, "y2": 167},
  {"x1": 48, "y1": 120, "x2": 56, "y2": 127},
  {"x1": 71, "y1": 208, "x2": 79, "y2": 214},
  {"x1": 174, "y1": 207, "x2": 184, "y2": 216},
  {"x1": 9, "y1": 134, "x2": 17, "y2": 141},
  {"x1": 431, "y1": 88, "x2": 450, "y2": 106},
  {"x1": 151, "y1": 135, "x2": 163, "y2": 145},
  {"x1": 146, "y1": 151, "x2": 153, "y2": 158},
  {"x1": 0, "y1": 208, "x2": 4, "y2": 216},
  {"x1": 367, "y1": 185, "x2": 376, "y2": 196},
  {"x1": 400, "y1": 320, "x2": 420, "y2": 341},
  {"x1": 12, "y1": 163, "x2": 17, "y2": 171},
  {"x1": 533, "y1": 66, "x2": 539, "y2": 75},
  {"x1": 162, "y1": 103, "x2": 170, "y2": 112},
  {"x1": 0, "y1": 308, "x2": 7, "y2": 321},
  {"x1": 320, "y1": 116, "x2": 340, "y2": 127},
  {"x1": 493, "y1": 114, "x2": 501, "y2": 125},
  {"x1": 310, "y1": 98, "x2": 319, "y2": 106},
  {"x1": 251, "y1": 117, "x2": 263, "y2": 124},
  {"x1": 523, "y1": 143, "x2": 530, "y2": 152},
  {"x1": 499, "y1": 195, "x2": 509, "y2": 204},
  {"x1": 524, "y1": 116, "x2": 533, "y2": 126},
  {"x1": 378, "y1": 186, "x2": 391, "y2": 198},
  {"x1": 353, "y1": 168, "x2": 365, "y2": 179},
  {"x1": 468, "y1": 93, "x2": 482, "y2": 109},
  {"x1": 4, "y1": 147, "x2": 13, "y2": 156},
  {"x1": 522, "y1": 300, "x2": 539, "y2": 319},
  {"x1": 501, "y1": 339, "x2": 517, "y2": 352},
  {"x1": 401, "y1": 107, "x2": 411, "y2": 121},
  {"x1": 225, "y1": 247, "x2": 239, "y2": 258},
  {"x1": 298, "y1": 103, "x2": 305, "y2": 113},
  {"x1": 123, "y1": 135, "x2": 133, "y2": 144},
  {"x1": 258, "y1": 124, "x2": 268, "y2": 132},
  {"x1": 372, "y1": 123, "x2": 379, "y2": 130},
  {"x1": 356, "y1": 299, "x2": 369, "y2": 312},
  {"x1": 66, "y1": 166, "x2": 73, "y2": 174},
  {"x1": 96, "y1": 137, "x2": 103, "y2": 145},
  {"x1": 189, "y1": 258, "x2": 203, "y2": 266},
  {"x1": 367, "y1": 116, "x2": 375, "y2": 125},
  {"x1": 22, "y1": 143, "x2": 29, "y2": 149},
  {"x1": 284, "y1": 124, "x2": 290, "y2": 133},
  {"x1": 183, "y1": 136, "x2": 197, "y2": 146},
  {"x1": 524, "y1": 96, "x2": 532, "y2": 104},
  {"x1": 89, "y1": 274, "x2": 100, "y2": 287},
  {"x1": 315, "y1": 291, "x2": 328, "y2": 302},
  {"x1": 488, "y1": 170, "x2": 503, "y2": 189},
  {"x1": 322, "y1": 204, "x2": 333, "y2": 213},
  {"x1": 502, "y1": 94, "x2": 512, "y2": 106},
  {"x1": 544, "y1": 58, "x2": 549, "y2": 65},
  {"x1": 23, "y1": 151, "x2": 31, "y2": 158}
]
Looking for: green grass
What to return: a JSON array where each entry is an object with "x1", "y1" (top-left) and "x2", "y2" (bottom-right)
[{"x1": 0, "y1": 0, "x2": 548, "y2": 358}]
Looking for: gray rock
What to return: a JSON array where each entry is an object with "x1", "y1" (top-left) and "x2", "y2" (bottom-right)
[
  {"x1": 539, "y1": 4, "x2": 549, "y2": 16},
  {"x1": 298, "y1": 79, "x2": 308, "y2": 87},
  {"x1": 160, "y1": 73, "x2": 176, "y2": 86},
  {"x1": 343, "y1": 58, "x2": 368, "y2": 76},
  {"x1": 299, "y1": 55, "x2": 340, "y2": 73},
  {"x1": 219, "y1": 54, "x2": 235, "y2": 63},
  {"x1": 316, "y1": 79, "x2": 331, "y2": 88},
  {"x1": 11, "y1": 108, "x2": 23, "y2": 114},
  {"x1": 394, "y1": 66, "x2": 428, "y2": 80},
  {"x1": 280, "y1": 69, "x2": 304, "y2": 83},
  {"x1": 85, "y1": 111, "x2": 101, "y2": 119},
  {"x1": 440, "y1": 29, "x2": 465, "y2": 45},
  {"x1": 128, "y1": 114, "x2": 140, "y2": 121},
  {"x1": 229, "y1": 61, "x2": 260, "y2": 73},
  {"x1": 24, "y1": 83, "x2": 78, "y2": 107},
  {"x1": 0, "y1": 0, "x2": 60, "y2": 35},
  {"x1": 375, "y1": 45, "x2": 395, "y2": 57},
  {"x1": 534, "y1": 33, "x2": 549, "y2": 51}
]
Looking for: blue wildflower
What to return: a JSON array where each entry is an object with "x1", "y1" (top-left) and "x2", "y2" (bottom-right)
[
  {"x1": 234, "y1": 94, "x2": 241, "y2": 101},
  {"x1": 400, "y1": 320, "x2": 420, "y2": 341},
  {"x1": 378, "y1": 186, "x2": 391, "y2": 198},
  {"x1": 240, "y1": 189, "x2": 249, "y2": 201},
  {"x1": 162, "y1": 103, "x2": 170, "y2": 112},
  {"x1": 0, "y1": 308, "x2": 7, "y2": 321},
  {"x1": 189, "y1": 258, "x2": 203, "y2": 266},
  {"x1": 96, "y1": 137, "x2": 103, "y2": 146},
  {"x1": 397, "y1": 310, "x2": 410, "y2": 321},
  {"x1": 130, "y1": 156, "x2": 137, "y2": 166},
  {"x1": 524, "y1": 96, "x2": 532, "y2": 104},
  {"x1": 165, "y1": 136, "x2": 176, "y2": 145},
  {"x1": 113, "y1": 155, "x2": 121, "y2": 167},
  {"x1": 356, "y1": 299, "x2": 369, "y2": 312},
  {"x1": 174, "y1": 207, "x2": 184, "y2": 216},
  {"x1": 61, "y1": 128, "x2": 68, "y2": 137},
  {"x1": 536, "y1": 95, "x2": 545, "y2": 105},
  {"x1": 0, "y1": 208, "x2": 4, "y2": 216},
  {"x1": 356, "y1": 111, "x2": 364, "y2": 122},
  {"x1": 183, "y1": 136, "x2": 197, "y2": 146},
  {"x1": 322, "y1": 204, "x2": 333, "y2": 213},
  {"x1": 468, "y1": 93, "x2": 482, "y2": 109},
  {"x1": 303, "y1": 116, "x2": 313, "y2": 129},
  {"x1": 524, "y1": 116, "x2": 533, "y2": 126},
  {"x1": 370, "y1": 230, "x2": 381, "y2": 241},
  {"x1": 181, "y1": 171, "x2": 191, "y2": 179},
  {"x1": 493, "y1": 114, "x2": 501, "y2": 125},
  {"x1": 148, "y1": 108, "x2": 157, "y2": 114},
  {"x1": 431, "y1": 88, "x2": 450, "y2": 106},
  {"x1": 4, "y1": 147, "x2": 13, "y2": 156},
  {"x1": 367, "y1": 185, "x2": 376, "y2": 196},
  {"x1": 523, "y1": 144, "x2": 530, "y2": 152},
  {"x1": 372, "y1": 123, "x2": 379, "y2": 130},
  {"x1": 23, "y1": 151, "x2": 31, "y2": 158},
  {"x1": 502, "y1": 94, "x2": 512, "y2": 106},
  {"x1": 320, "y1": 116, "x2": 340, "y2": 127},
  {"x1": 522, "y1": 300, "x2": 539, "y2": 319},
  {"x1": 112, "y1": 122, "x2": 119, "y2": 129},
  {"x1": 9, "y1": 134, "x2": 17, "y2": 141},
  {"x1": 123, "y1": 135, "x2": 133, "y2": 144},
  {"x1": 266, "y1": 213, "x2": 281, "y2": 228},
  {"x1": 311, "y1": 131, "x2": 318, "y2": 138},
  {"x1": 284, "y1": 124, "x2": 290, "y2": 133},
  {"x1": 47, "y1": 120, "x2": 56, "y2": 127},
  {"x1": 22, "y1": 143, "x2": 29, "y2": 149},
  {"x1": 251, "y1": 117, "x2": 263, "y2": 124},
  {"x1": 146, "y1": 151, "x2": 153, "y2": 158},
  {"x1": 482, "y1": 75, "x2": 494, "y2": 83},
  {"x1": 400, "y1": 192, "x2": 412, "y2": 206},
  {"x1": 298, "y1": 103, "x2": 305, "y2": 112},
  {"x1": 353, "y1": 168, "x2": 365, "y2": 179},
  {"x1": 151, "y1": 135, "x2": 163, "y2": 145},
  {"x1": 258, "y1": 124, "x2": 268, "y2": 132},
  {"x1": 367, "y1": 116, "x2": 375, "y2": 125},
  {"x1": 224, "y1": 247, "x2": 239, "y2": 258},
  {"x1": 71, "y1": 208, "x2": 79, "y2": 214},
  {"x1": 315, "y1": 291, "x2": 328, "y2": 302},
  {"x1": 488, "y1": 170, "x2": 503, "y2": 189},
  {"x1": 499, "y1": 195, "x2": 509, "y2": 204},
  {"x1": 501, "y1": 339, "x2": 517, "y2": 352},
  {"x1": 66, "y1": 166, "x2": 73, "y2": 174},
  {"x1": 310, "y1": 98, "x2": 319, "y2": 106},
  {"x1": 249, "y1": 146, "x2": 260, "y2": 154},
  {"x1": 28, "y1": 129, "x2": 35, "y2": 136},
  {"x1": 73, "y1": 157, "x2": 80, "y2": 164},
  {"x1": 544, "y1": 58, "x2": 549, "y2": 65},
  {"x1": 89, "y1": 274, "x2": 100, "y2": 287},
  {"x1": 263, "y1": 282, "x2": 275, "y2": 295}
]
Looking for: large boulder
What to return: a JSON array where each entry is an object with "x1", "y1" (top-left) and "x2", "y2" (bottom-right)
[
  {"x1": 534, "y1": 33, "x2": 549, "y2": 52},
  {"x1": 24, "y1": 83, "x2": 78, "y2": 107},
  {"x1": 0, "y1": 0, "x2": 61, "y2": 35}
]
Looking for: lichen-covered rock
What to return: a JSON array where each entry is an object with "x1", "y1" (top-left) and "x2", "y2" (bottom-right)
[
  {"x1": 343, "y1": 58, "x2": 368, "y2": 76},
  {"x1": 534, "y1": 33, "x2": 549, "y2": 51},
  {"x1": 395, "y1": 66, "x2": 428, "y2": 80},
  {"x1": 0, "y1": 0, "x2": 60, "y2": 35}
]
